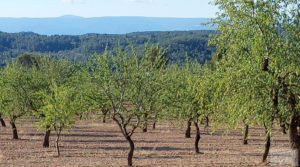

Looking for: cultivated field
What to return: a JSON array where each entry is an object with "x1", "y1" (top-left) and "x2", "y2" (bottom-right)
[{"x1": 0, "y1": 119, "x2": 291, "y2": 167}]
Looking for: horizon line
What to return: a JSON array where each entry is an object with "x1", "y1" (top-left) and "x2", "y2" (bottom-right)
[{"x1": 0, "y1": 15, "x2": 213, "y2": 19}]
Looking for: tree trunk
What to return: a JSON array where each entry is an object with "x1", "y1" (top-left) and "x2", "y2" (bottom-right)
[
  {"x1": 281, "y1": 124, "x2": 287, "y2": 134},
  {"x1": 55, "y1": 132, "x2": 60, "y2": 157},
  {"x1": 152, "y1": 114, "x2": 157, "y2": 129},
  {"x1": 113, "y1": 115, "x2": 137, "y2": 166},
  {"x1": 102, "y1": 115, "x2": 106, "y2": 123},
  {"x1": 262, "y1": 130, "x2": 271, "y2": 163},
  {"x1": 243, "y1": 124, "x2": 249, "y2": 145},
  {"x1": 43, "y1": 129, "x2": 51, "y2": 148},
  {"x1": 142, "y1": 126, "x2": 147, "y2": 133},
  {"x1": 142, "y1": 113, "x2": 148, "y2": 133},
  {"x1": 289, "y1": 114, "x2": 300, "y2": 167},
  {"x1": 102, "y1": 109, "x2": 108, "y2": 123},
  {"x1": 0, "y1": 117, "x2": 6, "y2": 127},
  {"x1": 261, "y1": 87, "x2": 278, "y2": 163},
  {"x1": 10, "y1": 120, "x2": 18, "y2": 139},
  {"x1": 152, "y1": 121, "x2": 156, "y2": 129},
  {"x1": 126, "y1": 135, "x2": 135, "y2": 166},
  {"x1": 185, "y1": 118, "x2": 192, "y2": 138},
  {"x1": 205, "y1": 116, "x2": 209, "y2": 127},
  {"x1": 280, "y1": 117, "x2": 287, "y2": 134},
  {"x1": 288, "y1": 93, "x2": 300, "y2": 167},
  {"x1": 194, "y1": 121, "x2": 201, "y2": 153},
  {"x1": 204, "y1": 116, "x2": 209, "y2": 134}
]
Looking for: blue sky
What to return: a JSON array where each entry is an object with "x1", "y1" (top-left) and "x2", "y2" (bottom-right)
[{"x1": 0, "y1": 0, "x2": 218, "y2": 18}]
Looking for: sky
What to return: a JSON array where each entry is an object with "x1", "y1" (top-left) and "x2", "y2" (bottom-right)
[{"x1": 0, "y1": 0, "x2": 218, "y2": 18}]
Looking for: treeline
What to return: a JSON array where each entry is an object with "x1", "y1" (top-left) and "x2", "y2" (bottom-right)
[{"x1": 0, "y1": 30, "x2": 215, "y2": 66}]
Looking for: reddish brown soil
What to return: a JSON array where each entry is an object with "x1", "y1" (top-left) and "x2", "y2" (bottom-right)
[{"x1": 0, "y1": 118, "x2": 290, "y2": 167}]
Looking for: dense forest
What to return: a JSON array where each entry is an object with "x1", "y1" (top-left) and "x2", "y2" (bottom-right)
[{"x1": 0, "y1": 30, "x2": 215, "y2": 66}]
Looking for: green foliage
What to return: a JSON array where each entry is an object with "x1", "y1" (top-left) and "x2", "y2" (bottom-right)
[
  {"x1": 29, "y1": 57, "x2": 90, "y2": 129},
  {"x1": 0, "y1": 62, "x2": 35, "y2": 121},
  {"x1": 158, "y1": 59, "x2": 215, "y2": 130},
  {"x1": 38, "y1": 81, "x2": 76, "y2": 131},
  {"x1": 85, "y1": 45, "x2": 169, "y2": 166},
  {"x1": 0, "y1": 31, "x2": 215, "y2": 66},
  {"x1": 88, "y1": 45, "x2": 166, "y2": 128},
  {"x1": 209, "y1": 0, "x2": 300, "y2": 131}
]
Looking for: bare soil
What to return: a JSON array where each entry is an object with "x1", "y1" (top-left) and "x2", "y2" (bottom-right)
[{"x1": 0, "y1": 118, "x2": 291, "y2": 167}]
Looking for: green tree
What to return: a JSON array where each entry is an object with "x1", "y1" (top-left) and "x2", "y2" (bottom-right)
[
  {"x1": 0, "y1": 62, "x2": 35, "y2": 139},
  {"x1": 139, "y1": 45, "x2": 167, "y2": 132},
  {"x1": 30, "y1": 57, "x2": 85, "y2": 148},
  {"x1": 37, "y1": 81, "x2": 76, "y2": 156},
  {"x1": 163, "y1": 61, "x2": 215, "y2": 154},
  {"x1": 211, "y1": 0, "x2": 300, "y2": 164},
  {"x1": 89, "y1": 46, "x2": 165, "y2": 166}
]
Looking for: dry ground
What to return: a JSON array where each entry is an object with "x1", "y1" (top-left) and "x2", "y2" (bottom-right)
[{"x1": 0, "y1": 118, "x2": 291, "y2": 167}]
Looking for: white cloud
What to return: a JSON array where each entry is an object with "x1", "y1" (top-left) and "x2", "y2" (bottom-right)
[{"x1": 61, "y1": 0, "x2": 86, "y2": 4}]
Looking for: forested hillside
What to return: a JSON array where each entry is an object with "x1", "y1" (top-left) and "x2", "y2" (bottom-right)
[{"x1": 0, "y1": 30, "x2": 215, "y2": 66}]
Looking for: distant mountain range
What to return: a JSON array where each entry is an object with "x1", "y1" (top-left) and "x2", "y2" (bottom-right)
[{"x1": 0, "y1": 15, "x2": 214, "y2": 35}]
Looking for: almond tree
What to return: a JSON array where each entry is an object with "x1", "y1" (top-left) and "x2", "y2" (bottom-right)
[
  {"x1": 37, "y1": 81, "x2": 76, "y2": 156},
  {"x1": 162, "y1": 61, "x2": 214, "y2": 154},
  {"x1": 0, "y1": 62, "x2": 35, "y2": 139},
  {"x1": 31, "y1": 58, "x2": 90, "y2": 152},
  {"x1": 211, "y1": 0, "x2": 300, "y2": 164},
  {"x1": 86, "y1": 53, "x2": 113, "y2": 123},
  {"x1": 139, "y1": 45, "x2": 167, "y2": 132},
  {"x1": 27, "y1": 56, "x2": 82, "y2": 148},
  {"x1": 90, "y1": 46, "x2": 165, "y2": 166}
]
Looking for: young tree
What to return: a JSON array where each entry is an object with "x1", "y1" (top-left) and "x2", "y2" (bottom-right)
[
  {"x1": 90, "y1": 46, "x2": 165, "y2": 166},
  {"x1": 35, "y1": 64, "x2": 90, "y2": 157},
  {"x1": 86, "y1": 54, "x2": 113, "y2": 124},
  {"x1": 139, "y1": 45, "x2": 167, "y2": 132},
  {"x1": 37, "y1": 81, "x2": 76, "y2": 156},
  {"x1": 29, "y1": 57, "x2": 83, "y2": 148},
  {"x1": 163, "y1": 61, "x2": 213, "y2": 154},
  {"x1": 0, "y1": 62, "x2": 35, "y2": 139}
]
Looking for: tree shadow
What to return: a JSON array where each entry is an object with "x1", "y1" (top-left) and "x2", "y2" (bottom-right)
[
  {"x1": 139, "y1": 146, "x2": 190, "y2": 151},
  {"x1": 62, "y1": 139, "x2": 127, "y2": 143},
  {"x1": 61, "y1": 133, "x2": 117, "y2": 138}
]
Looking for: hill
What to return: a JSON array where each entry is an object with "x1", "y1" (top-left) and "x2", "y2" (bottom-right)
[{"x1": 0, "y1": 30, "x2": 215, "y2": 66}]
